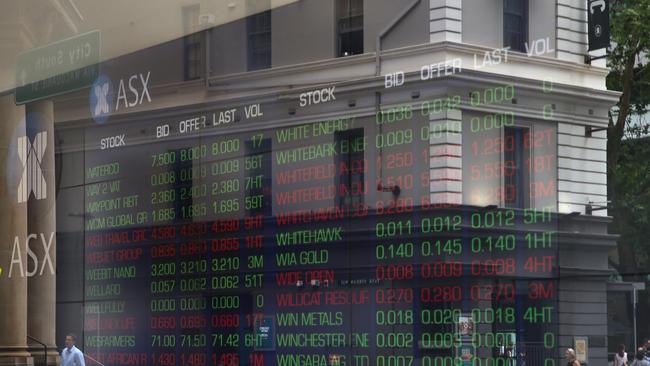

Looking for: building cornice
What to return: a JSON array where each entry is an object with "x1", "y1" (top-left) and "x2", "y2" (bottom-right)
[
  {"x1": 53, "y1": 42, "x2": 619, "y2": 124},
  {"x1": 208, "y1": 41, "x2": 612, "y2": 91}
]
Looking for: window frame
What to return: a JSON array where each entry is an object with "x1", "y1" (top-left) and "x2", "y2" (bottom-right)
[
  {"x1": 335, "y1": 128, "x2": 365, "y2": 209},
  {"x1": 182, "y1": 4, "x2": 203, "y2": 81},
  {"x1": 246, "y1": 10, "x2": 272, "y2": 71},
  {"x1": 503, "y1": 125, "x2": 531, "y2": 209},
  {"x1": 183, "y1": 34, "x2": 203, "y2": 81},
  {"x1": 503, "y1": 0, "x2": 529, "y2": 53},
  {"x1": 336, "y1": 0, "x2": 364, "y2": 57}
]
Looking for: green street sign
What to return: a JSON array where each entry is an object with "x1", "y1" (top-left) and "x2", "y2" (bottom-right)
[{"x1": 15, "y1": 30, "x2": 101, "y2": 105}]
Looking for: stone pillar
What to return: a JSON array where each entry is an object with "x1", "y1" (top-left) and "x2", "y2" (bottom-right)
[
  {"x1": 429, "y1": 0, "x2": 462, "y2": 43},
  {"x1": 0, "y1": 94, "x2": 33, "y2": 366},
  {"x1": 429, "y1": 109, "x2": 462, "y2": 205},
  {"x1": 26, "y1": 100, "x2": 59, "y2": 366}
]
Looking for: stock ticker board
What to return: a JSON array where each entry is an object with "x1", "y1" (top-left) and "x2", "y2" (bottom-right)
[{"x1": 80, "y1": 83, "x2": 558, "y2": 366}]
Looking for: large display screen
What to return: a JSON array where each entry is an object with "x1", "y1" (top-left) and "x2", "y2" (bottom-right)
[{"x1": 78, "y1": 83, "x2": 558, "y2": 366}]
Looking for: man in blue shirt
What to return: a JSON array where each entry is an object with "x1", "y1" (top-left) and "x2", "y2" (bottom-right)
[{"x1": 61, "y1": 334, "x2": 86, "y2": 366}]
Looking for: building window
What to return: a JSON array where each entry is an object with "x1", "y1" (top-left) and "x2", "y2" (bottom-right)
[
  {"x1": 503, "y1": 0, "x2": 528, "y2": 52},
  {"x1": 247, "y1": 10, "x2": 272, "y2": 71},
  {"x1": 336, "y1": 128, "x2": 365, "y2": 209},
  {"x1": 184, "y1": 35, "x2": 202, "y2": 80},
  {"x1": 337, "y1": 0, "x2": 363, "y2": 57},
  {"x1": 183, "y1": 5, "x2": 203, "y2": 80},
  {"x1": 504, "y1": 126, "x2": 530, "y2": 208}
]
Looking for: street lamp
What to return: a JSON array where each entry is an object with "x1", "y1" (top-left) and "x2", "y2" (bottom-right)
[{"x1": 632, "y1": 282, "x2": 646, "y2": 348}]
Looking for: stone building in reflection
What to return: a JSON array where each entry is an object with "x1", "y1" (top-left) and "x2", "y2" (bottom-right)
[{"x1": 0, "y1": 1, "x2": 627, "y2": 366}]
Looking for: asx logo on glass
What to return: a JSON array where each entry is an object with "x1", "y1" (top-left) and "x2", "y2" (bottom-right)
[
  {"x1": 17, "y1": 131, "x2": 47, "y2": 203},
  {"x1": 90, "y1": 71, "x2": 151, "y2": 123}
]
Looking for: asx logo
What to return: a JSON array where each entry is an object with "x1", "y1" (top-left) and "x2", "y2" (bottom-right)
[
  {"x1": 90, "y1": 74, "x2": 113, "y2": 123},
  {"x1": 9, "y1": 232, "x2": 55, "y2": 278},
  {"x1": 93, "y1": 81, "x2": 110, "y2": 116},
  {"x1": 90, "y1": 71, "x2": 151, "y2": 123},
  {"x1": 17, "y1": 131, "x2": 47, "y2": 203},
  {"x1": 115, "y1": 71, "x2": 151, "y2": 110}
]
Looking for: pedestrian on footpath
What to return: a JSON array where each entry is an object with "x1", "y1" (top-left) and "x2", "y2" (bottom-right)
[
  {"x1": 615, "y1": 344, "x2": 628, "y2": 366},
  {"x1": 61, "y1": 334, "x2": 86, "y2": 366},
  {"x1": 565, "y1": 348, "x2": 580, "y2": 366},
  {"x1": 631, "y1": 348, "x2": 650, "y2": 366}
]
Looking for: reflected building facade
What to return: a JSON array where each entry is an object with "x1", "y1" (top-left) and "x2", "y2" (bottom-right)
[{"x1": 0, "y1": 1, "x2": 625, "y2": 366}]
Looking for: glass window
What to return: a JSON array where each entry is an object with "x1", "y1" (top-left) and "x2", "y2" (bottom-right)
[
  {"x1": 183, "y1": 5, "x2": 203, "y2": 80},
  {"x1": 504, "y1": 126, "x2": 530, "y2": 208},
  {"x1": 503, "y1": 0, "x2": 528, "y2": 52},
  {"x1": 0, "y1": 1, "x2": 623, "y2": 364},
  {"x1": 337, "y1": 0, "x2": 364, "y2": 57},
  {"x1": 247, "y1": 10, "x2": 272, "y2": 71},
  {"x1": 336, "y1": 128, "x2": 365, "y2": 208}
]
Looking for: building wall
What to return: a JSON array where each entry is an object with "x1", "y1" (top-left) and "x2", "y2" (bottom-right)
[
  {"x1": 462, "y1": 0, "x2": 501, "y2": 48},
  {"x1": 272, "y1": 0, "x2": 337, "y2": 67},
  {"x1": 557, "y1": 124, "x2": 608, "y2": 216},
  {"x1": 462, "y1": 0, "x2": 557, "y2": 54},
  {"x1": 529, "y1": 0, "x2": 557, "y2": 56},
  {"x1": 556, "y1": 0, "x2": 590, "y2": 63},
  {"x1": 556, "y1": 216, "x2": 614, "y2": 366},
  {"x1": 364, "y1": 0, "x2": 429, "y2": 52},
  {"x1": 50, "y1": 4, "x2": 618, "y2": 361},
  {"x1": 429, "y1": 0, "x2": 463, "y2": 43},
  {"x1": 558, "y1": 280, "x2": 609, "y2": 364},
  {"x1": 211, "y1": 0, "x2": 434, "y2": 76},
  {"x1": 210, "y1": 18, "x2": 248, "y2": 75}
]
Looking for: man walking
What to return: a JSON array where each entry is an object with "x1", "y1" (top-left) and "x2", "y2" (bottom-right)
[{"x1": 61, "y1": 334, "x2": 86, "y2": 366}]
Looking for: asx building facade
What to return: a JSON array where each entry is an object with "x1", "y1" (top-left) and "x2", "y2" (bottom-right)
[{"x1": 0, "y1": 1, "x2": 632, "y2": 366}]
